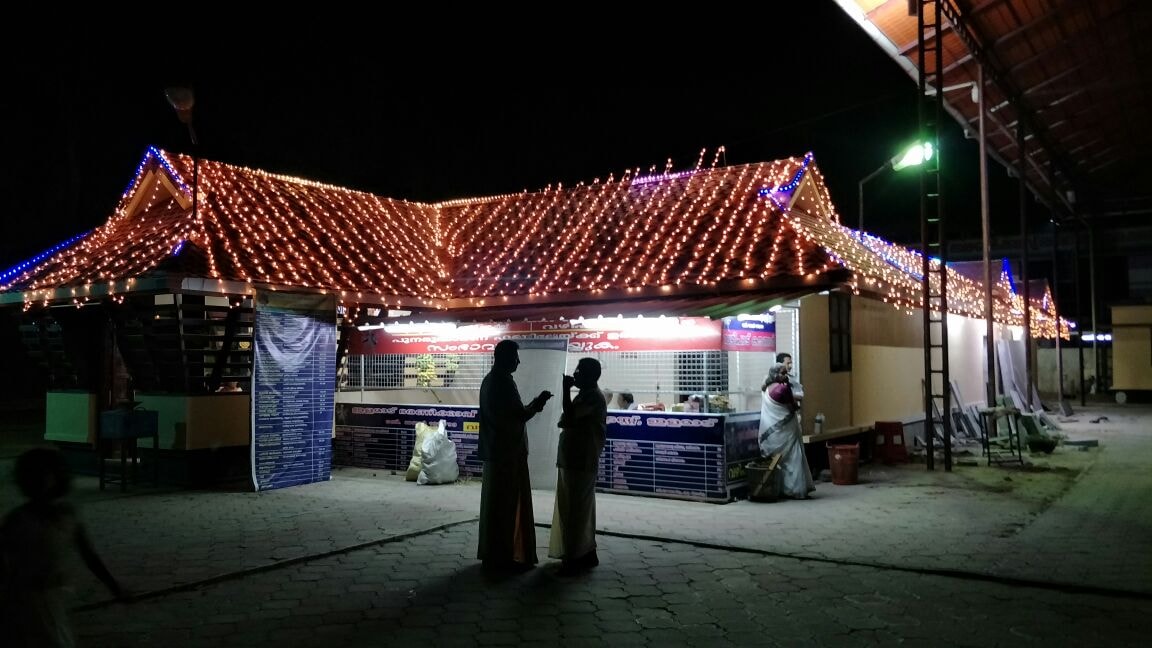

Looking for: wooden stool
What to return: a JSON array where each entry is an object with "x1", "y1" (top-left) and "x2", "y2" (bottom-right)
[{"x1": 874, "y1": 421, "x2": 908, "y2": 464}]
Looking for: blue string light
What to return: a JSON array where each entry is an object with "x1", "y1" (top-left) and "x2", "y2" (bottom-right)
[
  {"x1": 858, "y1": 233, "x2": 1025, "y2": 293},
  {"x1": 121, "y1": 146, "x2": 192, "y2": 198},
  {"x1": 0, "y1": 231, "x2": 90, "y2": 286},
  {"x1": 1001, "y1": 258, "x2": 1017, "y2": 296},
  {"x1": 3, "y1": 146, "x2": 185, "y2": 292},
  {"x1": 759, "y1": 152, "x2": 814, "y2": 197}
]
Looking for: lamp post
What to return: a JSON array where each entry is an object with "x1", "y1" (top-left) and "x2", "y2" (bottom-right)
[
  {"x1": 165, "y1": 87, "x2": 198, "y2": 394},
  {"x1": 858, "y1": 141, "x2": 933, "y2": 236},
  {"x1": 164, "y1": 87, "x2": 199, "y2": 222}
]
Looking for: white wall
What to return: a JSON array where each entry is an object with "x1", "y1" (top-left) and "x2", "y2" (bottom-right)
[
  {"x1": 798, "y1": 294, "x2": 852, "y2": 435},
  {"x1": 1036, "y1": 347, "x2": 1100, "y2": 395},
  {"x1": 947, "y1": 313, "x2": 996, "y2": 408},
  {"x1": 848, "y1": 295, "x2": 1013, "y2": 427},
  {"x1": 850, "y1": 346, "x2": 923, "y2": 425}
]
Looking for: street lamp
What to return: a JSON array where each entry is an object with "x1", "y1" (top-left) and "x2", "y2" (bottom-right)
[
  {"x1": 858, "y1": 141, "x2": 934, "y2": 236},
  {"x1": 165, "y1": 87, "x2": 198, "y2": 394},
  {"x1": 164, "y1": 87, "x2": 197, "y2": 145},
  {"x1": 164, "y1": 86, "x2": 199, "y2": 222}
]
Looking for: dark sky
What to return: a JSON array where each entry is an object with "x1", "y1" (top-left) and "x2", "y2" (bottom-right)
[{"x1": 0, "y1": 3, "x2": 1034, "y2": 273}]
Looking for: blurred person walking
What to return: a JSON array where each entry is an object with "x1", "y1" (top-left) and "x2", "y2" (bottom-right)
[{"x1": 0, "y1": 448, "x2": 126, "y2": 647}]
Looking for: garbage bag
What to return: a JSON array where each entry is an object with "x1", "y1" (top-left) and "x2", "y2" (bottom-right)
[
  {"x1": 406, "y1": 422, "x2": 437, "y2": 481},
  {"x1": 417, "y1": 420, "x2": 459, "y2": 485}
]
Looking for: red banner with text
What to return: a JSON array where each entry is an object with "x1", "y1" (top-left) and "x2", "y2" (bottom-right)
[{"x1": 349, "y1": 318, "x2": 722, "y2": 355}]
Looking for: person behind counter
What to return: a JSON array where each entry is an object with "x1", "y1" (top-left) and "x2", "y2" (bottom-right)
[
  {"x1": 616, "y1": 392, "x2": 637, "y2": 410},
  {"x1": 759, "y1": 363, "x2": 815, "y2": 499}
]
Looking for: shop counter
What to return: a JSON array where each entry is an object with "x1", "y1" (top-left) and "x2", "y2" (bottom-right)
[
  {"x1": 334, "y1": 403, "x2": 761, "y2": 503},
  {"x1": 598, "y1": 410, "x2": 760, "y2": 502}
]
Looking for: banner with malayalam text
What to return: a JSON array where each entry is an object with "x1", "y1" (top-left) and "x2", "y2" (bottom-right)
[
  {"x1": 251, "y1": 292, "x2": 336, "y2": 491},
  {"x1": 350, "y1": 318, "x2": 723, "y2": 355},
  {"x1": 721, "y1": 316, "x2": 776, "y2": 352}
]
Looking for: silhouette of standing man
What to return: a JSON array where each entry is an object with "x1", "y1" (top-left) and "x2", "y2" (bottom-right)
[
  {"x1": 477, "y1": 339, "x2": 553, "y2": 571},
  {"x1": 549, "y1": 357, "x2": 607, "y2": 575}
]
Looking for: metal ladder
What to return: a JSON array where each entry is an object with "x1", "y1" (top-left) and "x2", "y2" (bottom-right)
[{"x1": 918, "y1": 0, "x2": 952, "y2": 471}]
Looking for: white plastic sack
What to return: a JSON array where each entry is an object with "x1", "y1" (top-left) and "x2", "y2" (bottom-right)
[
  {"x1": 417, "y1": 420, "x2": 459, "y2": 485},
  {"x1": 406, "y1": 422, "x2": 437, "y2": 481}
]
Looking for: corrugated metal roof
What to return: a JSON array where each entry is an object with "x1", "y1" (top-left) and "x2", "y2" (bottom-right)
[{"x1": 836, "y1": 0, "x2": 1152, "y2": 216}]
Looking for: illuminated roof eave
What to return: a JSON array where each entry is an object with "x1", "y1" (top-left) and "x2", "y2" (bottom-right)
[
  {"x1": 0, "y1": 274, "x2": 441, "y2": 310},
  {"x1": 436, "y1": 270, "x2": 853, "y2": 314}
]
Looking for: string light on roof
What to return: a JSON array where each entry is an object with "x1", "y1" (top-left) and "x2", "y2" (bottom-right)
[
  {"x1": 759, "y1": 152, "x2": 813, "y2": 197},
  {"x1": 4, "y1": 147, "x2": 1069, "y2": 339},
  {"x1": 0, "y1": 231, "x2": 90, "y2": 288},
  {"x1": 786, "y1": 199, "x2": 1070, "y2": 339}
]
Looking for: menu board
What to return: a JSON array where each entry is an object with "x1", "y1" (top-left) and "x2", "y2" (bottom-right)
[
  {"x1": 333, "y1": 403, "x2": 482, "y2": 477},
  {"x1": 251, "y1": 293, "x2": 336, "y2": 491},
  {"x1": 722, "y1": 412, "x2": 763, "y2": 484},
  {"x1": 598, "y1": 411, "x2": 731, "y2": 501}
]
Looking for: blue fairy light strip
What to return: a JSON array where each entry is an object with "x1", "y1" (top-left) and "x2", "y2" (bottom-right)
[
  {"x1": 121, "y1": 146, "x2": 192, "y2": 198},
  {"x1": 0, "y1": 231, "x2": 90, "y2": 286},
  {"x1": 758, "y1": 152, "x2": 814, "y2": 198}
]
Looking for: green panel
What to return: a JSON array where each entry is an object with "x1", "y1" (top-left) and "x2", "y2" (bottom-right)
[
  {"x1": 45, "y1": 391, "x2": 96, "y2": 443},
  {"x1": 135, "y1": 394, "x2": 189, "y2": 449}
]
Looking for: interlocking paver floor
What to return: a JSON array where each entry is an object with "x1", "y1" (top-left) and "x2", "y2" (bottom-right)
[
  {"x1": 0, "y1": 402, "x2": 1146, "y2": 645},
  {"x1": 75, "y1": 523, "x2": 1151, "y2": 648}
]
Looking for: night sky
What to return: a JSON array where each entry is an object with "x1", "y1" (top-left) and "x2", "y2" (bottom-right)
[{"x1": 1, "y1": 3, "x2": 1036, "y2": 274}]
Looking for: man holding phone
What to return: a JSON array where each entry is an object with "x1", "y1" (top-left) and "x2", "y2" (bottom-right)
[{"x1": 477, "y1": 339, "x2": 553, "y2": 572}]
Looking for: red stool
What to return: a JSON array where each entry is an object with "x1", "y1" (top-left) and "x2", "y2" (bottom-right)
[{"x1": 874, "y1": 421, "x2": 908, "y2": 464}]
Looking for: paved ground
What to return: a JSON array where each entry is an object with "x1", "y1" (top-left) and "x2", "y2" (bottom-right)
[{"x1": 1, "y1": 401, "x2": 1149, "y2": 646}]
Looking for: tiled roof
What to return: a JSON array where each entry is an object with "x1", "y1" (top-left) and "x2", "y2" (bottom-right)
[
  {"x1": 2, "y1": 149, "x2": 832, "y2": 306},
  {"x1": 2, "y1": 148, "x2": 445, "y2": 303},
  {"x1": 438, "y1": 156, "x2": 831, "y2": 301},
  {"x1": 0, "y1": 147, "x2": 1068, "y2": 336}
]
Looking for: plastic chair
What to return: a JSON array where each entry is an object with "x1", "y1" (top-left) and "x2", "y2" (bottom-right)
[{"x1": 874, "y1": 421, "x2": 908, "y2": 464}]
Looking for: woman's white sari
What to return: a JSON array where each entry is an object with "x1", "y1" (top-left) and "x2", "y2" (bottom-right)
[{"x1": 759, "y1": 383, "x2": 815, "y2": 498}]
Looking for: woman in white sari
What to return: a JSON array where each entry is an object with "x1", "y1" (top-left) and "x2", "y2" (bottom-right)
[{"x1": 759, "y1": 363, "x2": 815, "y2": 499}]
